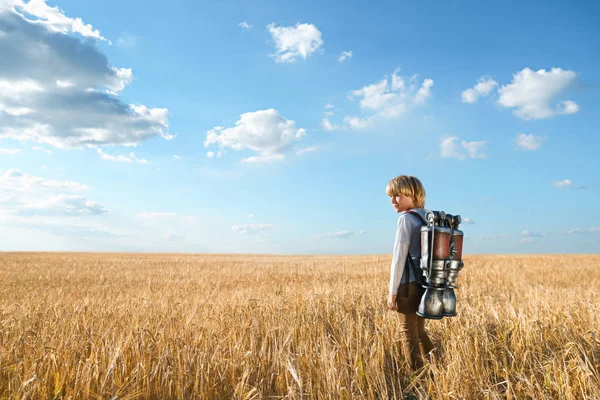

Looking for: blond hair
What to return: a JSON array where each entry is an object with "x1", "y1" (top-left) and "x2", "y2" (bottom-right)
[{"x1": 386, "y1": 175, "x2": 426, "y2": 208}]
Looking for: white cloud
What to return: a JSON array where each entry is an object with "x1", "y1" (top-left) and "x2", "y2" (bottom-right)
[
  {"x1": 481, "y1": 233, "x2": 510, "y2": 240},
  {"x1": 204, "y1": 109, "x2": 305, "y2": 162},
  {"x1": 515, "y1": 133, "x2": 545, "y2": 151},
  {"x1": 344, "y1": 70, "x2": 434, "y2": 128},
  {"x1": 117, "y1": 34, "x2": 137, "y2": 48},
  {"x1": 462, "y1": 217, "x2": 474, "y2": 224},
  {"x1": 461, "y1": 77, "x2": 497, "y2": 103},
  {"x1": 567, "y1": 228, "x2": 584, "y2": 235},
  {"x1": 415, "y1": 78, "x2": 434, "y2": 104},
  {"x1": 338, "y1": 50, "x2": 352, "y2": 63},
  {"x1": 241, "y1": 153, "x2": 284, "y2": 163},
  {"x1": 497, "y1": 68, "x2": 578, "y2": 120},
  {"x1": 350, "y1": 78, "x2": 394, "y2": 111},
  {"x1": 247, "y1": 213, "x2": 255, "y2": 218},
  {"x1": 359, "y1": 230, "x2": 368, "y2": 235},
  {"x1": 590, "y1": 227, "x2": 600, "y2": 232},
  {"x1": 11, "y1": 0, "x2": 109, "y2": 42},
  {"x1": 96, "y1": 148, "x2": 148, "y2": 164},
  {"x1": 0, "y1": 102, "x2": 35, "y2": 116},
  {"x1": 325, "y1": 103, "x2": 334, "y2": 110},
  {"x1": 0, "y1": 168, "x2": 136, "y2": 248},
  {"x1": 174, "y1": 155, "x2": 181, "y2": 159},
  {"x1": 343, "y1": 115, "x2": 373, "y2": 130},
  {"x1": 440, "y1": 136, "x2": 487, "y2": 160},
  {"x1": 321, "y1": 118, "x2": 343, "y2": 131},
  {"x1": 206, "y1": 151, "x2": 215, "y2": 158},
  {"x1": 553, "y1": 179, "x2": 572, "y2": 189},
  {"x1": 137, "y1": 211, "x2": 197, "y2": 225},
  {"x1": 268, "y1": 22, "x2": 323, "y2": 63},
  {"x1": 139, "y1": 212, "x2": 178, "y2": 219},
  {"x1": 317, "y1": 230, "x2": 354, "y2": 238},
  {"x1": 0, "y1": 169, "x2": 87, "y2": 192},
  {"x1": 15, "y1": 194, "x2": 108, "y2": 216},
  {"x1": 0, "y1": 148, "x2": 21, "y2": 155},
  {"x1": 56, "y1": 80, "x2": 73, "y2": 88},
  {"x1": 232, "y1": 224, "x2": 275, "y2": 234},
  {"x1": 462, "y1": 140, "x2": 487, "y2": 159},
  {"x1": 239, "y1": 21, "x2": 251, "y2": 29},
  {"x1": 0, "y1": 2, "x2": 172, "y2": 149},
  {"x1": 33, "y1": 146, "x2": 52, "y2": 154},
  {"x1": 296, "y1": 146, "x2": 317, "y2": 155},
  {"x1": 520, "y1": 230, "x2": 546, "y2": 242}
]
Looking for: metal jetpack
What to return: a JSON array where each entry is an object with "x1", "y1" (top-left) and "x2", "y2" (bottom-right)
[{"x1": 417, "y1": 210, "x2": 465, "y2": 320}]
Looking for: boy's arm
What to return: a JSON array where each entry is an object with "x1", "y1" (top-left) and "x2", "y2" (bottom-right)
[{"x1": 389, "y1": 216, "x2": 411, "y2": 295}]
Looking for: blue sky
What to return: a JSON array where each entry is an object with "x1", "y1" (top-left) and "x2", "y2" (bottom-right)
[{"x1": 0, "y1": 0, "x2": 599, "y2": 254}]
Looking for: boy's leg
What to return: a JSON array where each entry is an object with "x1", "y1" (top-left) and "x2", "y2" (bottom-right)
[
  {"x1": 397, "y1": 311, "x2": 424, "y2": 370},
  {"x1": 417, "y1": 316, "x2": 435, "y2": 356}
]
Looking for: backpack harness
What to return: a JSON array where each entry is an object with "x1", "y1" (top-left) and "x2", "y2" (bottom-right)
[{"x1": 400, "y1": 210, "x2": 428, "y2": 297}]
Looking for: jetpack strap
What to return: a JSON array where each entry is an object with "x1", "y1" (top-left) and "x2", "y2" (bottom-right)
[
  {"x1": 406, "y1": 209, "x2": 427, "y2": 225},
  {"x1": 406, "y1": 210, "x2": 427, "y2": 288},
  {"x1": 400, "y1": 253, "x2": 421, "y2": 296}
]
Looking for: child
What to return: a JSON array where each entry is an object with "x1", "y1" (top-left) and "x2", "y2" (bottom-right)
[{"x1": 386, "y1": 175, "x2": 435, "y2": 370}]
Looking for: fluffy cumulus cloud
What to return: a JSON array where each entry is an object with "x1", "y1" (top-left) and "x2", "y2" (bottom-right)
[
  {"x1": 204, "y1": 109, "x2": 305, "y2": 163},
  {"x1": 0, "y1": 1, "x2": 173, "y2": 150},
  {"x1": 0, "y1": 168, "x2": 107, "y2": 217},
  {"x1": 339, "y1": 70, "x2": 434, "y2": 130},
  {"x1": 440, "y1": 136, "x2": 487, "y2": 160},
  {"x1": 497, "y1": 68, "x2": 579, "y2": 120},
  {"x1": 461, "y1": 77, "x2": 497, "y2": 103},
  {"x1": 268, "y1": 22, "x2": 323, "y2": 63},
  {"x1": 515, "y1": 133, "x2": 545, "y2": 151},
  {"x1": 239, "y1": 21, "x2": 251, "y2": 29},
  {"x1": 3, "y1": 0, "x2": 109, "y2": 42}
]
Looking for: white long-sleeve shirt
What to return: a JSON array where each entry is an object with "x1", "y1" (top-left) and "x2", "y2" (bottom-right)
[{"x1": 389, "y1": 208, "x2": 427, "y2": 295}]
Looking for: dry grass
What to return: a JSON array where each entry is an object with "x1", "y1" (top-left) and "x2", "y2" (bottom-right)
[{"x1": 0, "y1": 253, "x2": 599, "y2": 399}]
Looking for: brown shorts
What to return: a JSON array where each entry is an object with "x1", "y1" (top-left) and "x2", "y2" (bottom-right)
[{"x1": 395, "y1": 282, "x2": 425, "y2": 314}]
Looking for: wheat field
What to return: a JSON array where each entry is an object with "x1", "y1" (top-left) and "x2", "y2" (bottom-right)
[{"x1": 0, "y1": 253, "x2": 599, "y2": 399}]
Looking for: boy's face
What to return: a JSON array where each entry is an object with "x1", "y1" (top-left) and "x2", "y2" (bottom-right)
[{"x1": 390, "y1": 194, "x2": 415, "y2": 213}]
